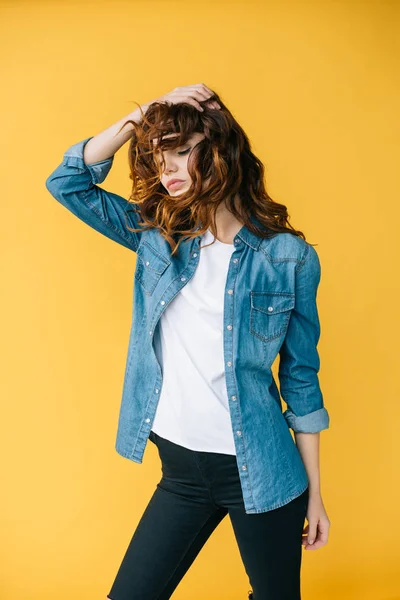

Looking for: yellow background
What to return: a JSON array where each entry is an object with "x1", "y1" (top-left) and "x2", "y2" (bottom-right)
[{"x1": 1, "y1": 1, "x2": 399, "y2": 598}]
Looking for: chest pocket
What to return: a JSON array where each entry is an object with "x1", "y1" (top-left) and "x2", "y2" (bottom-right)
[
  {"x1": 250, "y1": 291, "x2": 295, "y2": 343},
  {"x1": 135, "y1": 241, "x2": 171, "y2": 295}
]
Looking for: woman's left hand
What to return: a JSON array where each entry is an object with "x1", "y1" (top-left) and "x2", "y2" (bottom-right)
[{"x1": 302, "y1": 492, "x2": 330, "y2": 550}]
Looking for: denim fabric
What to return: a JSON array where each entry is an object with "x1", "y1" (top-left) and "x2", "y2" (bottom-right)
[
  {"x1": 107, "y1": 431, "x2": 309, "y2": 600},
  {"x1": 45, "y1": 136, "x2": 330, "y2": 514}
]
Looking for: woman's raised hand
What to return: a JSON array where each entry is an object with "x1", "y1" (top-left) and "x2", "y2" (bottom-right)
[{"x1": 145, "y1": 83, "x2": 221, "y2": 113}]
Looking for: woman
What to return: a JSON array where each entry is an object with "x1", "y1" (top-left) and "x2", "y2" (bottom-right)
[{"x1": 46, "y1": 83, "x2": 331, "y2": 600}]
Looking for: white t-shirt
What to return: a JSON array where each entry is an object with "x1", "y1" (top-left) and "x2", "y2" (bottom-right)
[{"x1": 151, "y1": 227, "x2": 237, "y2": 454}]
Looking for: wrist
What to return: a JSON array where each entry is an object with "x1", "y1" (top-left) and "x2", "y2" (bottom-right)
[
  {"x1": 114, "y1": 109, "x2": 144, "y2": 141},
  {"x1": 129, "y1": 102, "x2": 151, "y2": 122}
]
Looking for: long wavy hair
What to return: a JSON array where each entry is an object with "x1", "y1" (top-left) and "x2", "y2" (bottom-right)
[{"x1": 116, "y1": 89, "x2": 306, "y2": 257}]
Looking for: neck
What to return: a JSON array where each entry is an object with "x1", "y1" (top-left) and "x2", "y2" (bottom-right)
[{"x1": 213, "y1": 193, "x2": 244, "y2": 244}]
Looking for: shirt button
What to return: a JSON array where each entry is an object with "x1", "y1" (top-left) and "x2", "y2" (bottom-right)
[
  {"x1": 242, "y1": 465, "x2": 247, "y2": 470},
  {"x1": 233, "y1": 258, "x2": 238, "y2": 263},
  {"x1": 155, "y1": 388, "x2": 159, "y2": 393},
  {"x1": 181, "y1": 277, "x2": 186, "y2": 281},
  {"x1": 149, "y1": 330, "x2": 152, "y2": 335},
  {"x1": 267, "y1": 306, "x2": 274, "y2": 312},
  {"x1": 145, "y1": 261, "x2": 150, "y2": 266},
  {"x1": 161, "y1": 300, "x2": 165, "y2": 305},
  {"x1": 193, "y1": 253, "x2": 197, "y2": 258},
  {"x1": 145, "y1": 418, "x2": 150, "y2": 423},
  {"x1": 227, "y1": 324, "x2": 232, "y2": 330},
  {"x1": 236, "y1": 430, "x2": 242, "y2": 436},
  {"x1": 227, "y1": 361, "x2": 232, "y2": 367},
  {"x1": 228, "y1": 289, "x2": 233, "y2": 294},
  {"x1": 231, "y1": 395, "x2": 237, "y2": 401}
]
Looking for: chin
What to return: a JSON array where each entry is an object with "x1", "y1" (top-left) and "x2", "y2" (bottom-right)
[{"x1": 170, "y1": 185, "x2": 189, "y2": 195}]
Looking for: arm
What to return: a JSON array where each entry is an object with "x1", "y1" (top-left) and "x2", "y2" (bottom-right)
[
  {"x1": 295, "y1": 431, "x2": 330, "y2": 548},
  {"x1": 294, "y1": 431, "x2": 322, "y2": 496},
  {"x1": 278, "y1": 243, "x2": 330, "y2": 547},
  {"x1": 45, "y1": 108, "x2": 149, "y2": 252},
  {"x1": 278, "y1": 242, "x2": 330, "y2": 434}
]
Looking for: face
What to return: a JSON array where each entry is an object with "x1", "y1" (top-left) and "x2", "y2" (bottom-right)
[{"x1": 152, "y1": 132, "x2": 206, "y2": 194}]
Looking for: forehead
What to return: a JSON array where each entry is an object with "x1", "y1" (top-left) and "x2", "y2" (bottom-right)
[
  {"x1": 151, "y1": 132, "x2": 203, "y2": 146},
  {"x1": 151, "y1": 133, "x2": 176, "y2": 149}
]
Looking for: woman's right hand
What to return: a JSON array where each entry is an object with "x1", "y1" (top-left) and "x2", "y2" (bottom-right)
[
  {"x1": 83, "y1": 85, "x2": 221, "y2": 164},
  {"x1": 143, "y1": 83, "x2": 221, "y2": 113}
]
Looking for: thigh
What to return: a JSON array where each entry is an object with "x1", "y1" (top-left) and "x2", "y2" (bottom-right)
[
  {"x1": 229, "y1": 488, "x2": 309, "y2": 600},
  {"x1": 107, "y1": 447, "x2": 228, "y2": 600}
]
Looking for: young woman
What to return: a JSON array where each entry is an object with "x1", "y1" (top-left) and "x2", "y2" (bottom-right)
[{"x1": 46, "y1": 83, "x2": 331, "y2": 600}]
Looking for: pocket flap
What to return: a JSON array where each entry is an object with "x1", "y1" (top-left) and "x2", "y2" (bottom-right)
[
  {"x1": 137, "y1": 241, "x2": 171, "y2": 275},
  {"x1": 250, "y1": 292, "x2": 295, "y2": 315}
]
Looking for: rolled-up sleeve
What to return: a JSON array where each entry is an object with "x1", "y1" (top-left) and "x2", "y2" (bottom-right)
[
  {"x1": 278, "y1": 243, "x2": 330, "y2": 433},
  {"x1": 45, "y1": 136, "x2": 143, "y2": 252}
]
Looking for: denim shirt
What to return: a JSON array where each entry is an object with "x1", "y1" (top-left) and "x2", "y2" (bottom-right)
[{"x1": 45, "y1": 136, "x2": 330, "y2": 514}]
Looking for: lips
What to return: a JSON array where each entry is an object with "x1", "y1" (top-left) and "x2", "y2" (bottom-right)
[{"x1": 167, "y1": 179, "x2": 185, "y2": 189}]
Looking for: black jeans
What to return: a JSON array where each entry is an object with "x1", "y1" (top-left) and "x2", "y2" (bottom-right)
[{"x1": 107, "y1": 431, "x2": 309, "y2": 600}]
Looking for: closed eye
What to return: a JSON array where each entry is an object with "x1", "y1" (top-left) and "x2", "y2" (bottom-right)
[{"x1": 177, "y1": 148, "x2": 191, "y2": 155}]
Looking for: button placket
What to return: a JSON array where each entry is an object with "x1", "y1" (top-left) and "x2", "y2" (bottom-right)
[{"x1": 224, "y1": 242, "x2": 248, "y2": 480}]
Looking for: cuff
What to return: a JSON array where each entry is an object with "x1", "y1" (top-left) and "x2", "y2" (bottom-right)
[
  {"x1": 63, "y1": 137, "x2": 114, "y2": 184},
  {"x1": 283, "y1": 406, "x2": 330, "y2": 433}
]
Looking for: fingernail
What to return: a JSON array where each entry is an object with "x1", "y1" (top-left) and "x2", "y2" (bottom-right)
[{"x1": 309, "y1": 539, "x2": 314, "y2": 544}]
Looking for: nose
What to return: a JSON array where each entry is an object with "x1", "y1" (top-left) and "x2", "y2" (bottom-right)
[{"x1": 163, "y1": 157, "x2": 179, "y2": 173}]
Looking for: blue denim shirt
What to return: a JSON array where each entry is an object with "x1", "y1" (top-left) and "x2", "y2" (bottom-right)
[{"x1": 45, "y1": 136, "x2": 330, "y2": 514}]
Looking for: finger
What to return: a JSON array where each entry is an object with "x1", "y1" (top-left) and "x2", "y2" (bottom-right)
[
  {"x1": 190, "y1": 83, "x2": 221, "y2": 107},
  {"x1": 167, "y1": 93, "x2": 204, "y2": 111},
  {"x1": 192, "y1": 82, "x2": 215, "y2": 98},
  {"x1": 187, "y1": 89, "x2": 213, "y2": 105},
  {"x1": 305, "y1": 541, "x2": 323, "y2": 550},
  {"x1": 183, "y1": 96, "x2": 204, "y2": 111},
  {"x1": 303, "y1": 533, "x2": 320, "y2": 549},
  {"x1": 318, "y1": 530, "x2": 329, "y2": 544},
  {"x1": 307, "y1": 521, "x2": 319, "y2": 545},
  {"x1": 183, "y1": 86, "x2": 211, "y2": 102},
  {"x1": 205, "y1": 100, "x2": 222, "y2": 109}
]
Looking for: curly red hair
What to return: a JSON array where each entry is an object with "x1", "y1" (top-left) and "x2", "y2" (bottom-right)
[{"x1": 116, "y1": 90, "x2": 306, "y2": 257}]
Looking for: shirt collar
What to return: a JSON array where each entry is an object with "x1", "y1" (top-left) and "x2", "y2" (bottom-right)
[
  {"x1": 235, "y1": 222, "x2": 263, "y2": 250},
  {"x1": 194, "y1": 217, "x2": 264, "y2": 251}
]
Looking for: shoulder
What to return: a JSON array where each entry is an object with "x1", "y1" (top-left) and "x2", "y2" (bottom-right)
[
  {"x1": 260, "y1": 231, "x2": 316, "y2": 261},
  {"x1": 260, "y1": 232, "x2": 321, "y2": 277}
]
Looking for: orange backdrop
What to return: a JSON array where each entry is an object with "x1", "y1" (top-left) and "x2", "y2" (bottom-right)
[{"x1": 1, "y1": 1, "x2": 399, "y2": 598}]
